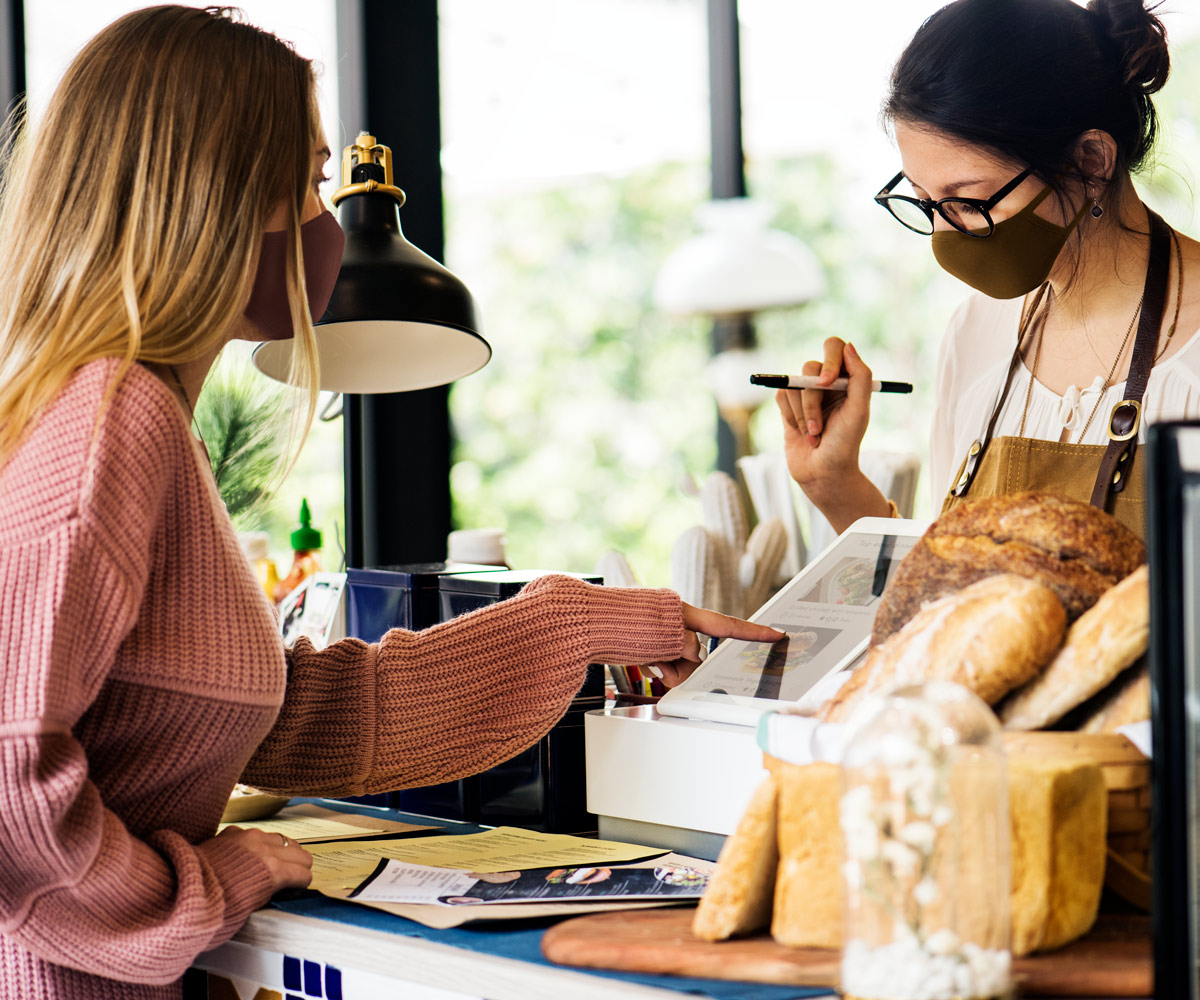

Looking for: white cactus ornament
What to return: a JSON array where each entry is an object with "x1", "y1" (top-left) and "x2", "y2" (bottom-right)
[{"x1": 672, "y1": 471, "x2": 787, "y2": 618}]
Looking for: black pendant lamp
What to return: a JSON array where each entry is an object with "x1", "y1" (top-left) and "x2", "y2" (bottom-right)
[{"x1": 253, "y1": 132, "x2": 491, "y2": 393}]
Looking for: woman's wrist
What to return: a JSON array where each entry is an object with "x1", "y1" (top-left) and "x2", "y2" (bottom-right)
[{"x1": 803, "y1": 470, "x2": 891, "y2": 535}]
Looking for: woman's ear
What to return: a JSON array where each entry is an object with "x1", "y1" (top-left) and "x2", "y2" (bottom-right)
[{"x1": 1073, "y1": 129, "x2": 1119, "y2": 192}]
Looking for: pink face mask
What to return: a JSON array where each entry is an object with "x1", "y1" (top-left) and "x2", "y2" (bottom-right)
[{"x1": 244, "y1": 210, "x2": 346, "y2": 340}]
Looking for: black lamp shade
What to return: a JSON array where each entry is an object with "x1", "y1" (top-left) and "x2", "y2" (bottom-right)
[{"x1": 253, "y1": 184, "x2": 491, "y2": 394}]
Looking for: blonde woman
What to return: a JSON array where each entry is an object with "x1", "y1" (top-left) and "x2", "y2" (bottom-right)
[{"x1": 0, "y1": 8, "x2": 780, "y2": 998}]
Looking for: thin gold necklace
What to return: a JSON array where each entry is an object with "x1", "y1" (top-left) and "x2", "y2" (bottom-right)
[
  {"x1": 1074, "y1": 294, "x2": 1142, "y2": 439},
  {"x1": 1018, "y1": 288, "x2": 1142, "y2": 439}
]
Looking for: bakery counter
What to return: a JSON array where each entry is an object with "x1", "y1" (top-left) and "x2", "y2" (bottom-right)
[
  {"x1": 187, "y1": 798, "x2": 831, "y2": 1000},
  {"x1": 191, "y1": 897, "x2": 835, "y2": 1000},
  {"x1": 189, "y1": 876, "x2": 1149, "y2": 1000}
]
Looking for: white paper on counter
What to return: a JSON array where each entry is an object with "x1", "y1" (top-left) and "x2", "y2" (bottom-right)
[
  {"x1": 350, "y1": 862, "x2": 478, "y2": 904},
  {"x1": 334, "y1": 853, "x2": 713, "y2": 927}
]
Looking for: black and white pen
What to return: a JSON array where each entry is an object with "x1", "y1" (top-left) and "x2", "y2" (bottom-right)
[{"x1": 750, "y1": 373, "x2": 913, "y2": 394}]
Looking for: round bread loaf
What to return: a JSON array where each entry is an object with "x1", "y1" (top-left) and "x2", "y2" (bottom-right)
[{"x1": 872, "y1": 493, "x2": 1144, "y2": 646}]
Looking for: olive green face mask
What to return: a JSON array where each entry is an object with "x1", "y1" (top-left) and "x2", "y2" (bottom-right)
[{"x1": 931, "y1": 187, "x2": 1090, "y2": 299}]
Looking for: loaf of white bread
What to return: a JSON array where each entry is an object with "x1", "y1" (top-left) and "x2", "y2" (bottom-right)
[{"x1": 693, "y1": 751, "x2": 1108, "y2": 957}]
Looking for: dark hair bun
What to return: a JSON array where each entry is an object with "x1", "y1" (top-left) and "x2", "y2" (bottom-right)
[
  {"x1": 885, "y1": 0, "x2": 1170, "y2": 190},
  {"x1": 1087, "y1": 0, "x2": 1170, "y2": 94}
]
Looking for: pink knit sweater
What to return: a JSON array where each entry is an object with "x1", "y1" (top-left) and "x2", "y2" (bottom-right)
[{"x1": 0, "y1": 359, "x2": 686, "y2": 1000}]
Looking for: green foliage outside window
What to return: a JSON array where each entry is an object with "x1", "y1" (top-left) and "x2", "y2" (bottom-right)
[
  {"x1": 448, "y1": 35, "x2": 1200, "y2": 589},
  {"x1": 447, "y1": 152, "x2": 960, "y2": 587}
]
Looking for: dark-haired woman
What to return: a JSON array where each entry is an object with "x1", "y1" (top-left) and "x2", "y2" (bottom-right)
[{"x1": 778, "y1": 0, "x2": 1197, "y2": 537}]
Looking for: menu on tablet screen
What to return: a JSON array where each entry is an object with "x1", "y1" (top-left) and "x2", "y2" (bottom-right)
[{"x1": 669, "y1": 529, "x2": 921, "y2": 704}]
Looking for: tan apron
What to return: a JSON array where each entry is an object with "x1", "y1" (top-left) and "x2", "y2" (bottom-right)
[
  {"x1": 942, "y1": 436, "x2": 1145, "y2": 536},
  {"x1": 940, "y1": 209, "x2": 1173, "y2": 541}
]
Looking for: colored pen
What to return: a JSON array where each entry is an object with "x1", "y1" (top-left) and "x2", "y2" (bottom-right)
[
  {"x1": 609, "y1": 664, "x2": 633, "y2": 695},
  {"x1": 750, "y1": 373, "x2": 913, "y2": 394}
]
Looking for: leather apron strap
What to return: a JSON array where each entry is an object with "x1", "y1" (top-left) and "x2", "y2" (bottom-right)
[
  {"x1": 950, "y1": 207, "x2": 1172, "y2": 516},
  {"x1": 1090, "y1": 209, "x2": 1172, "y2": 508}
]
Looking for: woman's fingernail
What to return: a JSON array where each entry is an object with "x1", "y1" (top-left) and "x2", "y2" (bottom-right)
[
  {"x1": 697, "y1": 647, "x2": 708, "y2": 661},
  {"x1": 646, "y1": 664, "x2": 664, "y2": 678},
  {"x1": 846, "y1": 342, "x2": 857, "y2": 357},
  {"x1": 807, "y1": 420, "x2": 820, "y2": 436}
]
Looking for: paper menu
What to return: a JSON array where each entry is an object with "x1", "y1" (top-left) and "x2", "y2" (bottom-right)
[
  {"x1": 217, "y1": 803, "x2": 432, "y2": 843},
  {"x1": 305, "y1": 826, "x2": 665, "y2": 893}
]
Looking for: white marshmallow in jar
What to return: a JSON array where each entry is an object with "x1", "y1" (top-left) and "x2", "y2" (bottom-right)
[{"x1": 839, "y1": 680, "x2": 1012, "y2": 1000}]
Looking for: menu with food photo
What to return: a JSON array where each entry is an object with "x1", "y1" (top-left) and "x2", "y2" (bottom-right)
[{"x1": 348, "y1": 860, "x2": 712, "y2": 907}]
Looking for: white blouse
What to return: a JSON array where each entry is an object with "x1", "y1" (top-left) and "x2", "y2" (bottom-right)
[{"x1": 929, "y1": 292, "x2": 1200, "y2": 510}]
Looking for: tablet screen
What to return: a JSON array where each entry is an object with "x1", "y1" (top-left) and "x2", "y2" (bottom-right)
[{"x1": 658, "y1": 519, "x2": 925, "y2": 722}]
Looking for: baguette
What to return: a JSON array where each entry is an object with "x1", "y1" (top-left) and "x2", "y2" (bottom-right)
[
  {"x1": 1000, "y1": 566, "x2": 1149, "y2": 731},
  {"x1": 822, "y1": 574, "x2": 1066, "y2": 723}
]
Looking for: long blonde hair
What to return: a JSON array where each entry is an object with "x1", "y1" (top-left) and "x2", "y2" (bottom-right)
[{"x1": 0, "y1": 5, "x2": 321, "y2": 465}]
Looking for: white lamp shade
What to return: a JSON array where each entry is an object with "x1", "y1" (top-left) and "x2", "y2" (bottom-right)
[
  {"x1": 654, "y1": 198, "x2": 825, "y2": 316},
  {"x1": 253, "y1": 319, "x2": 492, "y2": 394},
  {"x1": 706, "y1": 347, "x2": 775, "y2": 411}
]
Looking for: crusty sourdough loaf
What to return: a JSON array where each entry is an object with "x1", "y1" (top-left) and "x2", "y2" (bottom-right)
[
  {"x1": 872, "y1": 493, "x2": 1145, "y2": 646},
  {"x1": 1000, "y1": 566, "x2": 1149, "y2": 731},
  {"x1": 820, "y1": 574, "x2": 1066, "y2": 723}
]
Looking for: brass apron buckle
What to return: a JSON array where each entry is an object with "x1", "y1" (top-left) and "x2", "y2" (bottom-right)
[
  {"x1": 953, "y1": 439, "x2": 984, "y2": 496},
  {"x1": 1107, "y1": 399, "x2": 1142, "y2": 443}
]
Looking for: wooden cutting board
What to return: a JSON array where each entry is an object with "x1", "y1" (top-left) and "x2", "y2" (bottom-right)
[{"x1": 541, "y1": 910, "x2": 1152, "y2": 997}]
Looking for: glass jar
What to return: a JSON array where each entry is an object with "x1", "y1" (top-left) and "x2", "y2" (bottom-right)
[{"x1": 839, "y1": 680, "x2": 1011, "y2": 1000}]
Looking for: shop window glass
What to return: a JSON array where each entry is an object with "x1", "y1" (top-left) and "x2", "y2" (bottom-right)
[
  {"x1": 444, "y1": 1, "x2": 1200, "y2": 592},
  {"x1": 442, "y1": 0, "x2": 714, "y2": 584}
]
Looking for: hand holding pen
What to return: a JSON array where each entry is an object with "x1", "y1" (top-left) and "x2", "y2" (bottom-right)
[{"x1": 772, "y1": 338, "x2": 898, "y2": 533}]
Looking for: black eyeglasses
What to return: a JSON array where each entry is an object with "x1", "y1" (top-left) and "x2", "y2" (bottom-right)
[{"x1": 874, "y1": 166, "x2": 1034, "y2": 238}]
